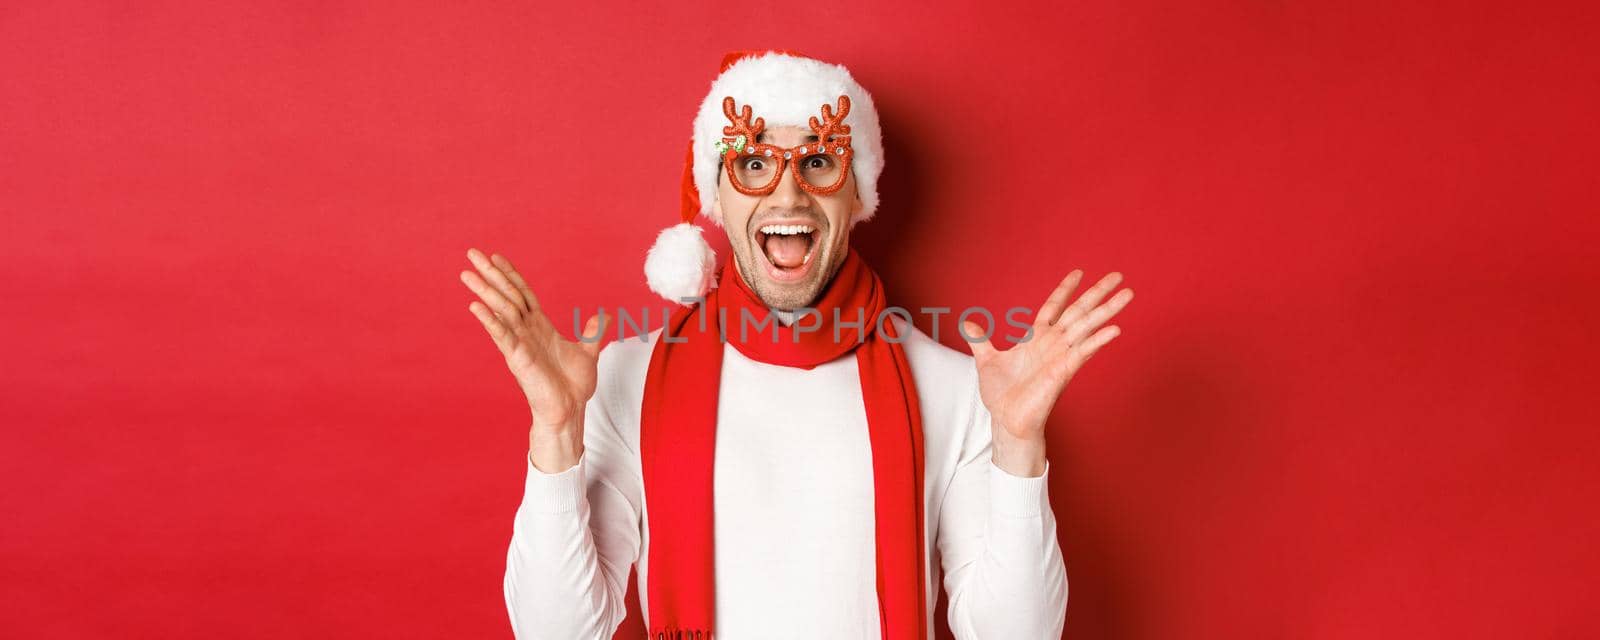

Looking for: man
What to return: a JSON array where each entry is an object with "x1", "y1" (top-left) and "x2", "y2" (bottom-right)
[{"x1": 461, "y1": 51, "x2": 1133, "y2": 639}]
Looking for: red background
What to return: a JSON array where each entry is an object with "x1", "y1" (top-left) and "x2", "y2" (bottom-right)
[{"x1": 3, "y1": 1, "x2": 1596, "y2": 638}]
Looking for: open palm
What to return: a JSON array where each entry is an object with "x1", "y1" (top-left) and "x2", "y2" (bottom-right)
[
  {"x1": 460, "y1": 248, "x2": 609, "y2": 430},
  {"x1": 962, "y1": 270, "x2": 1133, "y2": 447}
]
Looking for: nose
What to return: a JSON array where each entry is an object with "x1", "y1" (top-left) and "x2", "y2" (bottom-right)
[{"x1": 765, "y1": 159, "x2": 810, "y2": 209}]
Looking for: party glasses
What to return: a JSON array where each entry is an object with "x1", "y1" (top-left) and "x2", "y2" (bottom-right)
[{"x1": 717, "y1": 95, "x2": 855, "y2": 196}]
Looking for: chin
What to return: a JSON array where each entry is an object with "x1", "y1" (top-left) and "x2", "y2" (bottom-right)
[
  {"x1": 739, "y1": 254, "x2": 829, "y2": 310},
  {"x1": 736, "y1": 242, "x2": 836, "y2": 311}
]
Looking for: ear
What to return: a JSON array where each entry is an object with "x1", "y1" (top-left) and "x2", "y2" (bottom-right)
[
  {"x1": 846, "y1": 169, "x2": 865, "y2": 219},
  {"x1": 846, "y1": 194, "x2": 865, "y2": 231}
]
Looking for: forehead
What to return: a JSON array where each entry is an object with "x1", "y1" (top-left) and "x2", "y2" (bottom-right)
[{"x1": 756, "y1": 125, "x2": 819, "y2": 144}]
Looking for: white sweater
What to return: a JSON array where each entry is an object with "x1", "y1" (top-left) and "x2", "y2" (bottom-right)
[{"x1": 503, "y1": 318, "x2": 1068, "y2": 639}]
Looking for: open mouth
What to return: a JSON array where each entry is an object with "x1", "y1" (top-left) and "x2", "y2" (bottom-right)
[{"x1": 754, "y1": 222, "x2": 821, "y2": 282}]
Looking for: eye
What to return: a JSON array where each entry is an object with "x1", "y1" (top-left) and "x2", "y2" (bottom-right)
[
  {"x1": 742, "y1": 157, "x2": 767, "y2": 171},
  {"x1": 803, "y1": 155, "x2": 834, "y2": 170}
]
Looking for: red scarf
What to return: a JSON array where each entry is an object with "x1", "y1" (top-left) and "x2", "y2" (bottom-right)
[{"x1": 640, "y1": 248, "x2": 927, "y2": 639}]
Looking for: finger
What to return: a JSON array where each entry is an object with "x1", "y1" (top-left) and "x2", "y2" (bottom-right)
[
  {"x1": 1063, "y1": 324, "x2": 1121, "y2": 373},
  {"x1": 460, "y1": 269, "x2": 523, "y2": 321},
  {"x1": 1064, "y1": 288, "x2": 1133, "y2": 346},
  {"x1": 1035, "y1": 270, "x2": 1084, "y2": 328},
  {"x1": 578, "y1": 310, "x2": 610, "y2": 357},
  {"x1": 468, "y1": 301, "x2": 514, "y2": 355},
  {"x1": 467, "y1": 248, "x2": 528, "y2": 312},
  {"x1": 1056, "y1": 271, "x2": 1124, "y2": 330},
  {"x1": 961, "y1": 319, "x2": 996, "y2": 359},
  {"x1": 491, "y1": 253, "x2": 542, "y2": 312}
]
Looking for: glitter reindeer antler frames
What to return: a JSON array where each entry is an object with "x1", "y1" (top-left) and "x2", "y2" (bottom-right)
[{"x1": 717, "y1": 95, "x2": 856, "y2": 196}]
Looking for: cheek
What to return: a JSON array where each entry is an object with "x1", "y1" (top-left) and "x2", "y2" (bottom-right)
[
  {"x1": 716, "y1": 183, "x2": 755, "y2": 229},
  {"x1": 821, "y1": 196, "x2": 856, "y2": 238}
]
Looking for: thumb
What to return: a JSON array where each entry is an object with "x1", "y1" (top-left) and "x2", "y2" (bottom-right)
[
  {"x1": 579, "y1": 309, "x2": 610, "y2": 356},
  {"x1": 961, "y1": 319, "x2": 995, "y2": 359}
]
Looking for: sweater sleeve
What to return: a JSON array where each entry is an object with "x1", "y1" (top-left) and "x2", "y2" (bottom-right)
[
  {"x1": 503, "y1": 387, "x2": 643, "y2": 639},
  {"x1": 937, "y1": 387, "x2": 1070, "y2": 639}
]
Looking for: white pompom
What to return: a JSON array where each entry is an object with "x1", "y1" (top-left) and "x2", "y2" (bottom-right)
[{"x1": 644, "y1": 222, "x2": 717, "y2": 304}]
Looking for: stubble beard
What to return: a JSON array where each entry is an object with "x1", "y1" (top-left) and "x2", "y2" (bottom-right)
[
  {"x1": 741, "y1": 248, "x2": 843, "y2": 311},
  {"x1": 733, "y1": 211, "x2": 845, "y2": 311}
]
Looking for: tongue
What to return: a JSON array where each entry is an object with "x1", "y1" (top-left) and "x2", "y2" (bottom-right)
[{"x1": 764, "y1": 234, "x2": 810, "y2": 269}]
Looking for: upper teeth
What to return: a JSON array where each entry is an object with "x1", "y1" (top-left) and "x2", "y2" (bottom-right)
[{"x1": 760, "y1": 224, "x2": 815, "y2": 235}]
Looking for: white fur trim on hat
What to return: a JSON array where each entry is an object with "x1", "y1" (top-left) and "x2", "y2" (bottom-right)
[
  {"x1": 690, "y1": 53, "x2": 884, "y2": 226},
  {"x1": 644, "y1": 222, "x2": 717, "y2": 304}
]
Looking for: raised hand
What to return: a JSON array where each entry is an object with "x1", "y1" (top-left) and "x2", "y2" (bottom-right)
[
  {"x1": 961, "y1": 270, "x2": 1133, "y2": 477},
  {"x1": 460, "y1": 248, "x2": 609, "y2": 472}
]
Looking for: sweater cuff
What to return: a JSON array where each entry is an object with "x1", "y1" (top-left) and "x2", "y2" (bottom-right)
[
  {"x1": 989, "y1": 459, "x2": 1050, "y2": 518},
  {"x1": 522, "y1": 451, "x2": 588, "y2": 514}
]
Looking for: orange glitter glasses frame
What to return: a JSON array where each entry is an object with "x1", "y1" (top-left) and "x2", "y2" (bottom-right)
[{"x1": 716, "y1": 95, "x2": 855, "y2": 196}]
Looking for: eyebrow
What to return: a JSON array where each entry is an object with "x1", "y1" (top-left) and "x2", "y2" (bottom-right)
[{"x1": 757, "y1": 132, "x2": 820, "y2": 144}]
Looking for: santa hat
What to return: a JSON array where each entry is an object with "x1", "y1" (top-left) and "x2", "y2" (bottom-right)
[{"x1": 643, "y1": 50, "x2": 885, "y2": 303}]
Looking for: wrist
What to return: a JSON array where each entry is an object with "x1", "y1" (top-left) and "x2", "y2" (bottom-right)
[
  {"x1": 991, "y1": 430, "x2": 1047, "y2": 478},
  {"x1": 529, "y1": 420, "x2": 583, "y2": 474}
]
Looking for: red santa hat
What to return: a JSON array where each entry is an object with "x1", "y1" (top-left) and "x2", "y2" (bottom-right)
[{"x1": 644, "y1": 50, "x2": 885, "y2": 303}]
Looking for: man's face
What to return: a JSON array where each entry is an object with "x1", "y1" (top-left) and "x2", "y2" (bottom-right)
[{"x1": 713, "y1": 124, "x2": 863, "y2": 311}]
